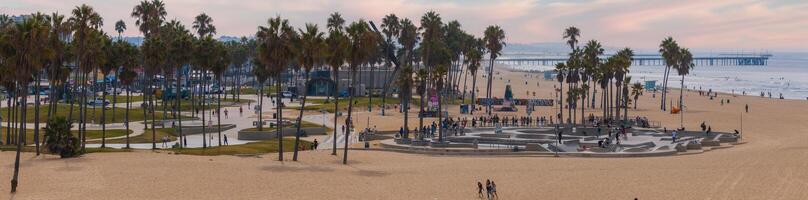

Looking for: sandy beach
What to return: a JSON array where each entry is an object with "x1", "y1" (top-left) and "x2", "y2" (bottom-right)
[{"x1": 3, "y1": 67, "x2": 808, "y2": 199}]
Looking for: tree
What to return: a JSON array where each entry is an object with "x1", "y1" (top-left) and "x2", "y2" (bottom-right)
[
  {"x1": 115, "y1": 40, "x2": 139, "y2": 148},
  {"x1": 379, "y1": 14, "x2": 400, "y2": 116},
  {"x1": 325, "y1": 12, "x2": 347, "y2": 155},
  {"x1": 463, "y1": 37, "x2": 484, "y2": 115},
  {"x1": 44, "y1": 117, "x2": 81, "y2": 158},
  {"x1": 256, "y1": 16, "x2": 295, "y2": 161},
  {"x1": 43, "y1": 12, "x2": 72, "y2": 151},
  {"x1": 70, "y1": 3, "x2": 103, "y2": 152},
  {"x1": 111, "y1": 19, "x2": 125, "y2": 129},
  {"x1": 555, "y1": 63, "x2": 566, "y2": 125},
  {"x1": 631, "y1": 82, "x2": 643, "y2": 109},
  {"x1": 4, "y1": 12, "x2": 54, "y2": 193},
  {"x1": 343, "y1": 20, "x2": 378, "y2": 164},
  {"x1": 192, "y1": 13, "x2": 217, "y2": 148},
  {"x1": 659, "y1": 37, "x2": 679, "y2": 111},
  {"x1": 563, "y1": 26, "x2": 580, "y2": 51},
  {"x1": 163, "y1": 20, "x2": 193, "y2": 147},
  {"x1": 131, "y1": 0, "x2": 167, "y2": 149},
  {"x1": 396, "y1": 65, "x2": 414, "y2": 138},
  {"x1": 675, "y1": 48, "x2": 694, "y2": 128},
  {"x1": 292, "y1": 24, "x2": 325, "y2": 161},
  {"x1": 483, "y1": 25, "x2": 505, "y2": 115}
]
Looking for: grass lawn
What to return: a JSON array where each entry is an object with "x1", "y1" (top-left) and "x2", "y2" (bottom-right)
[
  {"x1": 169, "y1": 138, "x2": 311, "y2": 156},
  {"x1": 238, "y1": 87, "x2": 276, "y2": 95},
  {"x1": 93, "y1": 128, "x2": 176, "y2": 144},
  {"x1": 1, "y1": 127, "x2": 131, "y2": 144},
  {"x1": 102, "y1": 95, "x2": 145, "y2": 103},
  {"x1": 173, "y1": 98, "x2": 253, "y2": 111},
  {"x1": 1, "y1": 104, "x2": 190, "y2": 123}
]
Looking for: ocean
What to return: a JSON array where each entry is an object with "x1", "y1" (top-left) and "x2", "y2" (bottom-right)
[{"x1": 503, "y1": 52, "x2": 808, "y2": 100}]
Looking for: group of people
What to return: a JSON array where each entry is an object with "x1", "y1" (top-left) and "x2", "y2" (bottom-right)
[
  {"x1": 469, "y1": 115, "x2": 552, "y2": 128},
  {"x1": 477, "y1": 179, "x2": 498, "y2": 199}
]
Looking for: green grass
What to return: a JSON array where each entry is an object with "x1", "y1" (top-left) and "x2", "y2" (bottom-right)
[
  {"x1": 169, "y1": 138, "x2": 311, "y2": 156},
  {"x1": 92, "y1": 128, "x2": 175, "y2": 144},
  {"x1": 1, "y1": 104, "x2": 190, "y2": 123},
  {"x1": 0, "y1": 127, "x2": 131, "y2": 144},
  {"x1": 103, "y1": 95, "x2": 145, "y2": 103},
  {"x1": 173, "y1": 98, "x2": 253, "y2": 111},
  {"x1": 238, "y1": 87, "x2": 276, "y2": 95}
]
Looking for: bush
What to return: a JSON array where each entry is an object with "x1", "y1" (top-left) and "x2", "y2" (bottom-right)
[{"x1": 44, "y1": 117, "x2": 81, "y2": 158}]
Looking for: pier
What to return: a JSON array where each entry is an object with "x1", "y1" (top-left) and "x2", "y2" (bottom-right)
[{"x1": 489, "y1": 53, "x2": 771, "y2": 66}]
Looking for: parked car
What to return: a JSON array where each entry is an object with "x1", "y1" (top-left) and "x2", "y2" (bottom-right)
[
  {"x1": 104, "y1": 87, "x2": 125, "y2": 95},
  {"x1": 281, "y1": 91, "x2": 294, "y2": 98},
  {"x1": 86, "y1": 97, "x2": 110, "y2": 106}
]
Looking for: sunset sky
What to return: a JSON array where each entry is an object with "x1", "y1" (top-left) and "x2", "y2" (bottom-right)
[{"x1": 2, "y1": 0, "x2": 807, "y2": 51}]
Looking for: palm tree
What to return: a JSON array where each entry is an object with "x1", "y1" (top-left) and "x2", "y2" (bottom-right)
[
  {"x1": 292, "y1": 24, "x2": 325, "y2": 161},
  {"x1": 164, "y1": 20, "x2": 193, "y2": 147},
  {"x1": 256, "y1": 16, "x2": 295, "y2": 161},
  {"x1": 463, "y1": 38, "x2": 484, "y2": 115},
  {"x1": 325, "y1": 12, "x2": 347, "y2": 155},
  {"x1": 42, "y1": 12, "x2": 72, "y2": 150},
  {"x1": 555, "y1": 63, "x2": 566, "y2": 125},
  {"x1": 676, "y1": 48, "x2": 694, "y2": 128},
  {"x1": 659, "y1": 37, "x2": 679, "y2": 111},
  {"x1": 612, "y1": 48, "x2": 633, "y2": 121},
  {"x1": 415, "y1": 68, "x2": 427, "y2": 138},
  {"x1": 98, "y1": 35, "x2": 114, "y2": 148},
  {"x1": 396, "y1": 65, "x2": 414, "y2": 139},
  {"x1": 192, "y1": 13, "x2": 217, "y2": 147},
  {"x1": 211, "y1": 42, "x2": 229, "y2": 147},
  {"x1": 114, "y1": 40, "x2": 139, "y2": 148},
  {"x1": 132, "y1": 0, "x2": 167, "y2": 149},
  {"x1": 111, "y1": 20, "x2": 125, "y2": 127},
  {"x1": 631, "y1": 82, "x2": 643, "y2": 109},
  {"x1": 379, "y1": 14, "x2": 400, "y2": 116},
  {"x1": 70, "y1": 4, "x2": 104, "y2": 151},
  {"x1": 483, "y1": 25, "x2": 505, "y2": 115},
  {"x1": 343, "y1": 20, "x2": 378, "y2": 164},
  {"x1": 5, "y1": 12, "x2": 54, "y2": 193},
  {"x1": 583, "y1": 40, "x2": 603, "y2": 112},
  {"x1": 563, "y1": 26, "x2": 580, "y2": 51}
]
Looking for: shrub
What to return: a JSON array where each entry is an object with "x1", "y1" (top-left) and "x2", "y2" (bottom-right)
[{"x1": 44, "y1": 117, "x2": 81, "y2": 158}]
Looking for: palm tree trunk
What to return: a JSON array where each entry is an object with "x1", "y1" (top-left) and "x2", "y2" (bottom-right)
[
  {"x1": 6, "y1": 97, "x2": 12, "y2": 145},
  {"x1": 331, "y1": 70, "x2": 339, "y2": 155},
  {"x1": 470, "y1": 74, "x2": 477, "y2": 115},
  {"x1": 276, "y1": 77, "x2": 284, "y2": 161},
  {"x1": 680, "y1": 75, "x2": 685, "y2": 128},
  {"x1": 10, "y1": 88, "x2": 28, "y2": 193},
  {"x1": 101, "y1": 73, "x2": 107, "y2": 148},
  {"x1": 176, "y1": 68, "x2": 184, "y2": 148},
  {"x1": 67, "y1": 70, "x2": 77, "y2": 123},
  {"x1": 368, "y1": 64, "x2": 374, "y2": 112},
  {"x1": 126, "y1": 87, "x2": 131, "y2": 148},
  {"x1": 661, "y1": 66, "x2": 670, "y2": 111},
  {"x1": 418, "y1": 79, "x2": 425, "y2": 138},
  {"x1": 34, "y1": 73, "x2": 42, "y2": 155},
  {"x1": 403, "y1": 90, "x2": 410, "y2": 139},
  {"x1": 485, "y1": 59, "x2": 494, "y2": 115},
  {"x1": 149, "y1": 75, "x2": 157, "y2": 149},
  {"x1": 559, "y1": 80, "x2": 563, "y2": 126},
  {"x1": 343, "y1": 69, "x2": 356, "y2": 165},
  {"x1": 437, "y1": 85, "x2": 444, "y2": 142},
  {"x1": 217, "y1": 78, "x2": 222, "y2": 146},
  {"x1": 257, "y1": 82, "x2": 263, "y2": 131},
  {"x1": 292, "y1": 72, "x2": 310, "y2": 161},
  {"x1": 80, "y1": 72, "x2": 88, "y2": 152},
  {"x1": 201, "y1": 71, "x2": 207, "y2": 148},
  {"x1": 112, "y1": 77, "x2": 117, "y2": 124}
]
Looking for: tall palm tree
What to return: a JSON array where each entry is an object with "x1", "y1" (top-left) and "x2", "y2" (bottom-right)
[
  {"x1": 164, "y1": 20, "x2": 193, "y2": 147},
  {"x1": 192, "y1": 13, "x2": 217, "y2": 147},
  {"x1": 325, "y1": 12, "x2": 347, "y2": 155},
  {"x1": 256, "y1": 16, "x2": 295, "y2": 161},
  {"x1": 5, "y1": 12, "x2": 54, "y2": 193},
  {"x1": 113, "y1": 39, "x2": 139, "y2": 148},
  {"x1": 396, "y1": 65, "x2": 414, "y2": 139},
  {"x1": 292, "y1": 24, "x2": 325, "y2": 161},
  {"x1": 132, "y1": 0, "x2": 166, "y2": 149},
  {"x1": 379, "y1": 14, "x2": 400, "y2": 116},
  {"x1": 343, "y1": 20, "x2": 378, "y2": 164},
  {"x1": 631, "y1": 82, "x2": 643, "y2": 109},
  {"x1": 98, "y1": 34, "x2": 114, "y2": 148},
  {"x1": 563, "y1": 26, "x2": 580, "y2": 51},
  {"x1": 211, "y1": 41, "x2": 229, "y2": 146},
  {"x1": 397, "y1": 18, "x2": 419, "y2": 134},
  {"x1": 658, "y1": 37, "x2": 679, "y2": 111},
  {"x1": 111, "y1": 20, "x2": 125, "y2": 126},
  {"x1": 675, "y1": 48, "x2": 694, "y2": 128},
  {"x1": 483, "y1": 25, "x2": 505, "y2": 115},
  {"x1": 70, "y1": 4, "x2": 104, "y2": 151},
  {"x1": 554, "y1": 63, "x2": 566, "y2": 125},
  {"x1": 42, "y1": 12, "x2": 72, "y2": 149},
  {"x1": 463, "y1": 38, "x2": 484, "y2": 115},
  {"x1": 612, "y1": 48, "x2": 633, "y2": 121},
  {"x1": 583, "y1": 40, "x2": 603, "y2": 112}
]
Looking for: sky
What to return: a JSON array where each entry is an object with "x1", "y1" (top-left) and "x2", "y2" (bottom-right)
[{"x1": 2, "y1": 0, "x2": 807, "y2": 52}]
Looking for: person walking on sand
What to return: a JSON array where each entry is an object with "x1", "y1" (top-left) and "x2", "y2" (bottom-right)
[
  {"x1": 491, "y1": 181, "x2": 498, "y2": 198},
  {"x1": 745, "y1": 104, "x2": 749, "y2": 113},
  {"x1": 485, "y1": 179, "x2": 492, "y2": 199},
  {"x1": 313, "y1": 139, "x2": 319, "y2": 150},
  {"x1": 477, "y1": 181, "x2": 484, "y2": 198},
  {"x1": 224, "y1": 135, "x2": 229, "y2": 145}
]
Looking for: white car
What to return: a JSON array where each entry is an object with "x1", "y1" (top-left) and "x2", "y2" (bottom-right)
[
  {"x1": 104, "y1": 87, "x2": 125, "y2": 95},
  {"x1": 87, "y1": 97, "x2": 110, "y2": 106}
]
